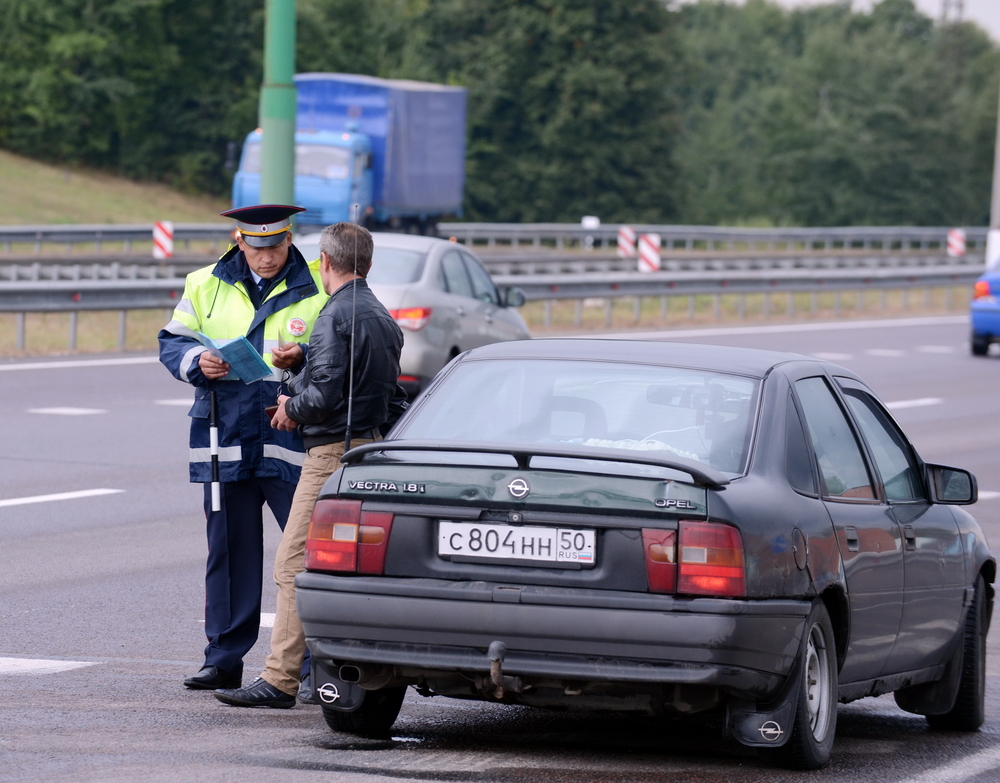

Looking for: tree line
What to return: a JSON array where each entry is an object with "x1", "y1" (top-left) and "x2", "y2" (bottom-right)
[{"x1": 0, "y1": 0, "x2": 996, "y2": 226}]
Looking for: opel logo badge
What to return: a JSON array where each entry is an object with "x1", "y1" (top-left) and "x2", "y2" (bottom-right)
[
  {"x1": 507, "y1": 478, "x2": 530, "y2": 499},
  {"x1": 317, "y1": 682, "x2": 341, "y2": 703},
  {"x1": 758, "y1": 720, "x2": 783, "y2": 742}
]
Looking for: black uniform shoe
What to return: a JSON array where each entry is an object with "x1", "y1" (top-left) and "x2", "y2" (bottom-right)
[
  {"x1": 298, "y1": 671, "x2": 318, "y2": 705},
  {"x1": 184, "y1": 666, "x2": 241, "y2": 690},
  {"x1": 214, "y1": 677, "x2": 296, "y2": 709}
]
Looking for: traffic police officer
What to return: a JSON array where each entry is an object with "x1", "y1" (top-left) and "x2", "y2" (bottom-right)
[{"x1": 158, "y1": 205, "x2": 327, "y2": 690}]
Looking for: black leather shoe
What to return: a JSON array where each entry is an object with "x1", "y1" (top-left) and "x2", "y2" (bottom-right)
[
  {"x1": 184, "y1": 665, "x2": 241, "y2": 690},
  {"x1": 215, "y1": 677, "x2": 296, "y2": 709},
  {"x1": 298, "y1": 671, "x2": 317, "y2": 705}
]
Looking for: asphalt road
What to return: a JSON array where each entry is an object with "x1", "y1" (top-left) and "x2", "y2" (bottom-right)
[{"x1": 3, "y1": 314, "x2": 1000, "y2": 783}]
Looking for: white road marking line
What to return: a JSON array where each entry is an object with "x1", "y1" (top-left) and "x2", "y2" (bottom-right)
[
  {"x1": 0, "y1": 657, "x2": 98, "y2": 675},
  {"x1": 977, "y1": 491, "x2": 1000, "y2": 500},
  {"x1": 898, "y1": 745, "x2": 1000, "y2": 783},
  {"x1": 865, "y1": 348, "x2": 907, "y2": 357},
  {"x1": 260, "y1": 613, "x2": 275, "y2": 628},
  {"x1": 811, "y1": 352, "x2": 853, "y2": 361},
  {"x1": 576, "y1": 314, "x2": 967, "y2": 340},
  {"x1": 0, "y1": 356, "x2": 158, "y2": 372},
  {"x1": 917, "y1": 345, "x2": 957, "y2": 353},
  {"x1": 0, "y1": 488, "x2": 124, "y2": 508},
  {"x1": 884, "y1": 398, "x2": 944, "y2": 410},
  {"x1": 155, "y1": 399, "x2": 192, "y2": 406},
  {"x1": 28, "y1": 407, "x2": 107, "y2": 415}
]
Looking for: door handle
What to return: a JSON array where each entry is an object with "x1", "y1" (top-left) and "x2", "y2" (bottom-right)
[
  {"x1": 903, "y1": 525, "x2": 916, "y2": 551},
  {"x1": 845, "y1": 526, "x2": 860, "y2": 553}
]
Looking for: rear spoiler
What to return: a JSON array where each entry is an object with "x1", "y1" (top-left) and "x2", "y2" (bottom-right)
[{"x1": 340, "y1": 439, "x2": 730, "y2": 489}]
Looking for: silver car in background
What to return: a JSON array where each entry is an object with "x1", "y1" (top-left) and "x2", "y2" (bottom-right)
[{"x1": 296, "y1": 232, "x2": 530, "y2": 397}]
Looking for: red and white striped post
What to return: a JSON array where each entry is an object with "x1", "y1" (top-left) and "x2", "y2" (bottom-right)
[
  {"x1": 946, "y1": 228, "x2": 966, "y2": 258},
  {"x1": 153, "y1": 220, "x2": 174, "y2": 259},
  {"x1": 638, "y1": 233, "x2": 661, "y2": 273},
  {"x1": 617, "y1": 226, "x2": 636, "y2": 258}
]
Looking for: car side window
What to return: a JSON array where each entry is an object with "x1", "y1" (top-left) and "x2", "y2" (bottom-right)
[
  {"x1": 786, "y1": 393, "x2": 818, "y2": 496},
  {"x1": 462, "y1": 253, "x2": 499, "y2": 305},
  {"x1": 440, "y1": 251, "x2": 474, "y2": 299},
  {"x1": 794, "y1": 376, "x2": 876, "y2": 501},
  {"x1": 841, "y1": 388, "x2": 924, "y2": 502}
]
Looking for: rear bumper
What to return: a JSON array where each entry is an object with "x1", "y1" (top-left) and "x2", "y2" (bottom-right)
[{"x1": 297, "y1": 573, "x2": 810, "y2": 701}]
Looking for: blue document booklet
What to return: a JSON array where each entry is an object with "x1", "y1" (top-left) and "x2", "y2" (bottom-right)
[{"x1": 196, "y1": 332, "x2": 272, "y2": 384}]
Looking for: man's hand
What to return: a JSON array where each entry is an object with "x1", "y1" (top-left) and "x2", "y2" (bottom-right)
[
  {"x1": 271, "y1": 394, "x2": 298, "y2": 431},
  {"x1": 270, "y1": 342, "x2": 304, "y2": 370},
  {"x1": 198, "y1": 350, "x2": 231, "y2": 380}
]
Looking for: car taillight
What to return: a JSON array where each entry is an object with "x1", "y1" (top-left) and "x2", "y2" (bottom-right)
[
  {"x1": 642, "y1": 528, "x2": 677, "y2": 593},
  {"x1": 974, "y1": 280, "x2": 992, "y2": 300},
  {"x1": 390, "y1": 307, "x2": 432, "y2": 330},
  {"x1": 304, "y1": 499, "x2": 394, "y2": 574},
  {"x1": 677, "y1": 520, "x2": 745, "y2": 597}
]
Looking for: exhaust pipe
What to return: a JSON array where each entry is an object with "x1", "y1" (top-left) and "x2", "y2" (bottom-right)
[{"x1": 338, "y1": 663, "x2": 394, "y2": 690}]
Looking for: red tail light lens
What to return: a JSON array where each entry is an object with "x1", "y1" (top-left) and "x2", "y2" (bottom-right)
[
  {"x1": 642, "y1": 528, "x2": 677, "y2": 593},
  {"x1": 677, "y1": 520, "x2": 745, "y2": 597},
  {"x1": 974, "y1": 280, "x2": 992, "y2": 300},
  {"x1": 304, "y1": 500, "x2": 394, "y2": 574},
  {"x1": 390, "y1": 307, "x2": 432, "y2": 330}
]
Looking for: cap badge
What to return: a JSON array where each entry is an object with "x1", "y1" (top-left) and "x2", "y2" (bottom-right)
[{"x1": 260, "y1": 224, "x2": 269, "y2": 232}]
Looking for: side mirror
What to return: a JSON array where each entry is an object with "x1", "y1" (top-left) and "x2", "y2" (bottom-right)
[
  {"x1": 503, "y1": 286, "x2": 526, "y2": 308},
  {"x1": 926, "y1": 464, "x2": 978, "y2": 505}
]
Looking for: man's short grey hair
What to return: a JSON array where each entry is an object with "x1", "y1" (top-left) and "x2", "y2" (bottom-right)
[{"x1": 318, "y1": 223, "x2": 374, "y2": 277}]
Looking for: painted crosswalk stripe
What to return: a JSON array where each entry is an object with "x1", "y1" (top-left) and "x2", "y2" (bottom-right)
[
  {"x1": 0, "y1": 489, "x2": 124, "y2": 508},
  {"x1": 28, "y1": 407, "x2": 107, "y2": 415},
  {"x1": 884, "y1": 398, "x2": 943, "y2": 410},
  {"x1": 0, "y1": 657, "x2": 98, "y2": 675}
]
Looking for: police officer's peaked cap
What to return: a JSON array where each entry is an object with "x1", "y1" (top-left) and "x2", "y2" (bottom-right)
[{"x1": 221, "y1": 204, "x2": 306, "y2": 247}]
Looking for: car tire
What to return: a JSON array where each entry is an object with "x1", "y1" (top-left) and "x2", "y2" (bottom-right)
[
  {"x1": 971, "y1": 333, "x2": 990, "y2": 356},
  {"x1": 321, "y1": 686, "x2": 406, "y2": 738},
  {"x1": 767, "y1": 601, "x2": 838, "y2": 770},
  {"x1": 927, "y1": 575, "x2": 986, "y2": 732}
]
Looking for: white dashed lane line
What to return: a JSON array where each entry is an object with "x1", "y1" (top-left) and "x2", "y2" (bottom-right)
[
  {"x1": 0, "y1": 657, "x2": 99, "y2": 675},
  {"x1": 811, "y1": 352, "x2": 853, "y2": 361},
  {"x1": 28, "y1": 407, "x2": 107, "y2": 415},
  {"x1": 0, "y1": 489, "x2": 124, "y2": 508},
  {"x1": 155, "y1": 399, "x2": 192, "y2": 406},
  {"x1": 865, "y1": 348, "x2": 908, "y2": 357}
]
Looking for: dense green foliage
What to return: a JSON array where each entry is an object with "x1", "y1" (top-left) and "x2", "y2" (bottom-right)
[{"x1": 0, "y1": 0, "x2": 996, "y2": 225}]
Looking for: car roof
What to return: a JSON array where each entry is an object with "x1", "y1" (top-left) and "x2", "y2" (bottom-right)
[
  {"x1": 459, "y1": 339, "x2": 818, "y2": 379},
  {"x1": 295, "y1": 231, "x2": 456, "y2": 254}
]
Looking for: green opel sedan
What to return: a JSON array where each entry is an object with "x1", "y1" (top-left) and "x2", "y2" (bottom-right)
[{"x1": 296, "y1": 339, "x2": 994, "y2": 770}]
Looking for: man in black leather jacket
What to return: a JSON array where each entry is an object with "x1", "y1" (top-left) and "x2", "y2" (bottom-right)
[{"x1": 216, "y1": 222, "x2": 406, "y2": 708}]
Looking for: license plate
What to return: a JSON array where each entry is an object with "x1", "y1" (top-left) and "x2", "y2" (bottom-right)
[{"x1": 438, "y1": 521, "x2": 596, "y2": 568}]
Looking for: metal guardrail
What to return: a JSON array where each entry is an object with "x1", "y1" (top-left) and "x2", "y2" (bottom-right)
[
  {"x1": 440, "y1": 222, "x2": 989, "y2": 252},
  {"x1": 0, "y1": 222, "x2": 987, "y2": 254}
]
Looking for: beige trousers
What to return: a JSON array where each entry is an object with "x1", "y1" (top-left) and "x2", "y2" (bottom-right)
[{"x1": 260, "y1": 437, "x2": 375, "y2": 695}]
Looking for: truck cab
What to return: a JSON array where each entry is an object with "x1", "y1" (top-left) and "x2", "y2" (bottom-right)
[{"x1": 231, "y1": 129, "x2": 373, "y2": 229}]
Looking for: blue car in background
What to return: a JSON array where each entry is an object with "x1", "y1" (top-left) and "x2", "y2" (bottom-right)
[{"x1": 970, "y1": 271, "x2": 1000, "y2": 355}]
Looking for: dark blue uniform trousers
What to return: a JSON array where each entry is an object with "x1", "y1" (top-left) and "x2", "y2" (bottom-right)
[{"x1": 202, "y1": 477, "x2": 298, "y2": 676}]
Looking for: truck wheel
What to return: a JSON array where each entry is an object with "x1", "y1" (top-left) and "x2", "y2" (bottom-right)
[
  {"x1": 971, "y1": 333, "x2": 990, "y2": 356},
  {"x1": 321, "y1": 686, "x2": 406, "y2": 738},
  {"x1": 927, "y1": 575, "x2": 986, "y2": 731},
  {"x1": 767, "y1": 601, "x2": 838, "y2": 770}
]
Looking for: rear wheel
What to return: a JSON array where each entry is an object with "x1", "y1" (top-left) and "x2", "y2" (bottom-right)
[
  {"x1": 321, "y1": 686, "x2": 406, "y2": 738},
  {"x1": 768, "y1": 601, "x2": 838, "y2": 770},
  {"x1": 971, "y1": 332, "x2": 990, "y2": 356},
  {"x1": 927, "y1": 575, "x2": 986, "y2": 731}
]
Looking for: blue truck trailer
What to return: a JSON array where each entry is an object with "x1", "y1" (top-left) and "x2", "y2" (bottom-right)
[{"x1": 232, "y1": 73, "x2": 467, "y2": 234}]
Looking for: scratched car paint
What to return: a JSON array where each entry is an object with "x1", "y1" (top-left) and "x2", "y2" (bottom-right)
[{"x1": 295, "y1": 339, "x2": 994, "y2": 770}]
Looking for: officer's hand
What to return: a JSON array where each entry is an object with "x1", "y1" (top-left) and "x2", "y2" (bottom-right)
[
  {"x1": 271, "y1": 394, "x2": 298, "y2": 431},
  {"x1": 271, "y1": 342, "x2": 304, "y2": 370},
  {"x1": 199, "y1": 350, "x2": 230, "y2": 380}
]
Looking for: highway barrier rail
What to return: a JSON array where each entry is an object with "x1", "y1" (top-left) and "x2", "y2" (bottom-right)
[{"x1": 0, "y1": 222, "x2": 986, "y2": 351}]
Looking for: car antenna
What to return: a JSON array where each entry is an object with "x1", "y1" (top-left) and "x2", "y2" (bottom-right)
[{"x1": 344, "y1": 205, "x2": 359, "y2": 453}]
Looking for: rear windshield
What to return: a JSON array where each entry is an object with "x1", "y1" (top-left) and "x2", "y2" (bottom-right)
[
  {"x1": 397, "y1": 359, "x2": 759, "y2": 476},
  {"x1": 293, "y1": 240, "x2": 426, "y2": 285}
]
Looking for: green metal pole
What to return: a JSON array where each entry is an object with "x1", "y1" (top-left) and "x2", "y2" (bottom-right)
[{"x1": 259, "y1": 0, "x2": 296, "y2": 206}]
